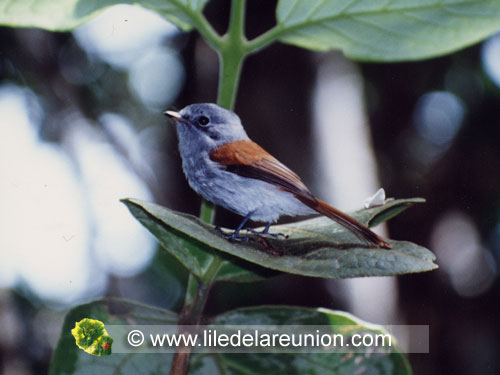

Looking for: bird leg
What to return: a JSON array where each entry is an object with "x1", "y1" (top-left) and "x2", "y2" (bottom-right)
[
  {"x1": 217, "y1": 215, "x2": 288, "y2": 242},
  {"x1": 216, "y1": 213, "x2": 254, "y2": 242}
]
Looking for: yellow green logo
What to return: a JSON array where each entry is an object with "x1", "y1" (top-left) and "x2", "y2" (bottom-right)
[{"x1": 71, "y1": 318, "x2": 113, "y2": 356}]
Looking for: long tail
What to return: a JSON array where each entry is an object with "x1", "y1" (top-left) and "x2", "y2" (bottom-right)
[{"x1": 298, "y1": 197, "x2": 392, "y2": 249}]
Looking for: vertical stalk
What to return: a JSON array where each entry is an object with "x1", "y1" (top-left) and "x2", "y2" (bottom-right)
[
  {"x1": 217, "y1": 0, "x2": 247, "y2": 110},
  {"x1": 199, "y1": 199, "x2": 215, "y2": 224},
  {"x1": 171, "y1": 2, "x2": 248, "y2": 374},
  {"x1": 217, "y1": 49, "x2": 245, "y2": 110}
]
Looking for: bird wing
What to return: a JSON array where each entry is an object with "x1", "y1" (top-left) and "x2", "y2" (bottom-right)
[
  {"x1": 210, "y1": 140, "x2": 391, "y2": 248},
  {"x1": 209, "y1": 139, "x2": 317, "y2": 204}
]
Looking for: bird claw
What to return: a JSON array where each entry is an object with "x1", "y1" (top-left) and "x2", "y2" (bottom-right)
[
  {"x1": 215, "y1": 227, "x2": 284, "y2": 255},
  {"x1": 245, "y1": 228, "x2": 288, "y2": 239},
  {"x1": 216, "y1": 227, "x2": 253, "y2": 242}
]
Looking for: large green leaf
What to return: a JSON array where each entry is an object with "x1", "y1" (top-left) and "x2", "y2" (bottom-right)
[
  {"x1": 122, "y1": 198, "x2": 437, "y2": 279},
  {"x1": 0, "y1": 0, "x2": 208, "y2": 31},
  {"x1": 275, "y1": 0, "x2": 500, "y2": 61},
  {"x1": 124, "y1": 200, "x2": 276, "y2": 283},
  {"x1": 191, "y1": 305, "x2": 411, "y2": 375},
  {"x1": 50, "y1": 298, "x2": 177, "y2": 375},
  {"x1": 50, "y1": 300, "x2": 411, "y2": 374}
]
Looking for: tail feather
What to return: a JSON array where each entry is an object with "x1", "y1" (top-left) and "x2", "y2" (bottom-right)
[{"x1": 298, "y1": 196, "x2": 392, "y2": 249}]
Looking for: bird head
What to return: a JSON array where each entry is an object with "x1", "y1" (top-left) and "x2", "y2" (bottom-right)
[{"x1": 165, "y1": 103, "x2": 249, "y2": 150}]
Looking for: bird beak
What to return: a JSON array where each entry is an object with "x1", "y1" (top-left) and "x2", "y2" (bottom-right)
[{"x1": 164, "y1": 110, "x2": 182, "y2": 121}]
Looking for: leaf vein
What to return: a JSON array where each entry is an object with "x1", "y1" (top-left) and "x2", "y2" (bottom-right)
[
  {"x1": 350, "y1": 15, "x2": 435, "y2": 43},
  {"x1": 337, "y1": 0, "x2": 365, "y2": 17},
  {"x1": 400, "y1": 10, "x2": 446, "y2": 27},
  {"x1": 278, "y1": 0, "x2": 498, "y2": 40},
  {"x1": 304, "y1": 0, "x2": 330, "y2": 22},
  {"x1": 281, "y1": 0, "x2": 301, "y2": 24},
  {"x1": 442, "y1": 3, "x2": 497, "y2": 17},
  {"x1": 317, "y1": 21, "x2": 382, "y2": 52}
]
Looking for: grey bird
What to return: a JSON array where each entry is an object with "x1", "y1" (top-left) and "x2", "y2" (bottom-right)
[{"x1": 165, "y1": 103, "x2": 391, "y2": 249}]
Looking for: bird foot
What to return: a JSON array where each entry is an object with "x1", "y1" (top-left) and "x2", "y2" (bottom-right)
[
  {"x1": 244, "y1": 227, "x2": 288, "y2": 239},
  {"x1": 215, "y1": 227, "x2": 284, "y2": 255},
  {"x1": 215, "y1": 227, "x2": 253, "y2": 242}
]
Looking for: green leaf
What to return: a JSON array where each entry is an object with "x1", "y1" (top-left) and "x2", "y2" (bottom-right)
[
  {"x1": 52, "y1": 301, "x2": 411, "y2": 374},
  {"x1": 216, "y1": 257, "x2": 278, "y2": 282},
  {"x1": 124, "y1": 200, "x2": 275, "y2": 283},
  {"x1": 50, "y1": 298, "x2": 177, "y2": 375},
  {"x1": 122, "y1": 198, "x2": 437, "y2": 279},
  {"x1": 275, "y1": 0, "x2": 500, "y2": 61},
  {"x1": 0, "y1": 0, "x2": 208, "y2": 31},
  {"x1": 191, "y1": 305, "x2": 411, "y2": 375}
]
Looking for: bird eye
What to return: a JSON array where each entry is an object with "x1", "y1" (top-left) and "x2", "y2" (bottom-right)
[{"x1": 198, "y1": 116, "x2": 210, "y2": 126}]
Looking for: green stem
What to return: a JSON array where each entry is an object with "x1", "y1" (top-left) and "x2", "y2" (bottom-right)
[
  {"x1": 189, "y1": 256, "x2": 223, "y2": 323},
  {"x1": 183, "y1": 273, "x2": 198, "y2": 307},
  {"x1": 186, "y1": 8, "x2": 222, "y2": 50},
  {"x1": 245, "y1": 24, "x2": 283, "y2": 55},
  {"x1": 172, "y1": 2, "x2": 250, "y2": 374},
  {"x1": 227, "y1": 0, "x2": 246, "y2": 44},
  {"x1": 217, "y1": 0, "x2": 247, "y2": 110},
  {"x1": 197, "y1": 0, "x2": 247, "y2": 290},
  {"x1": 173, "y1": 256, "x2": 222, "y2": 375},
  {"x1": 178, "y1": 0, "x2": 248, "y2": 329},
  {"x1": 199, "y1": 199, "x2": 215, "y2": 223},
  {"x1": 217, "y1": 49, "x2": 245, "y2": 110},
  {"x1": 186, "y1": 0, "x2": 247, "y2": 317}
]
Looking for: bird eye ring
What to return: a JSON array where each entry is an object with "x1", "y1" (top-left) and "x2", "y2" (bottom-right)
[{"x1": 198, "y1": 116, "x2": 210, "y2": 126}]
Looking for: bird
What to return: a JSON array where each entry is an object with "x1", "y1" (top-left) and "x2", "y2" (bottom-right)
[{"x1": 165, "y1": 103, "x2": 391, "y2": 249}]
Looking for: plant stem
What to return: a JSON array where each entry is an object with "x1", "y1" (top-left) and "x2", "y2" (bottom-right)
[
  {"x1": 217, "y1": 0, "x2": 247, "y2": 110},
  {"x1": 217, "y1": 49, "x2": 245, "y2": 110},
  {"x1": 186, "y1": 7, "x2": 222, "y2": 50},
  {"x1": 245, "y1": 24, "x2": 283, "y2": 55},
  {"x1": 171, "y1": 2, "x2": 249, "y2": 374},
  {"x1": 199, "y1": 199, "x2": 215, "y2": 223},
  {"x1": 171, "y1": 252, "x2": 223, "y2": 375}
]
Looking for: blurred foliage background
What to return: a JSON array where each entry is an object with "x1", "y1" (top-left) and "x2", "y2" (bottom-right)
[{"x1": 1, "y1": 0, "x2": 499, "y2": 374}]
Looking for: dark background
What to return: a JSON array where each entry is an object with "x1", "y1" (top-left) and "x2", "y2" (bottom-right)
[{"x1": 1, "y1": 0, "x2": 499, "y2": 374}]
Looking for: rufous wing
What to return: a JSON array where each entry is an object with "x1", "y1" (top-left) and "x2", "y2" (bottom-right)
[
  {"x1": 210, "y1": 140, "x2": 391, "y2": 249},
  {"x1": 210, "y1": 140, "x2": 317, "y2": 203}
]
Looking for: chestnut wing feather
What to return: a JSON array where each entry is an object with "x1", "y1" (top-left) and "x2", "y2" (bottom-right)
[
  {"x1": 210, "y1": 140, "x2": 316, "y2": 204},
  {"x1": 210, "y1": 141, "x2": 391, "y2": 248}
]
